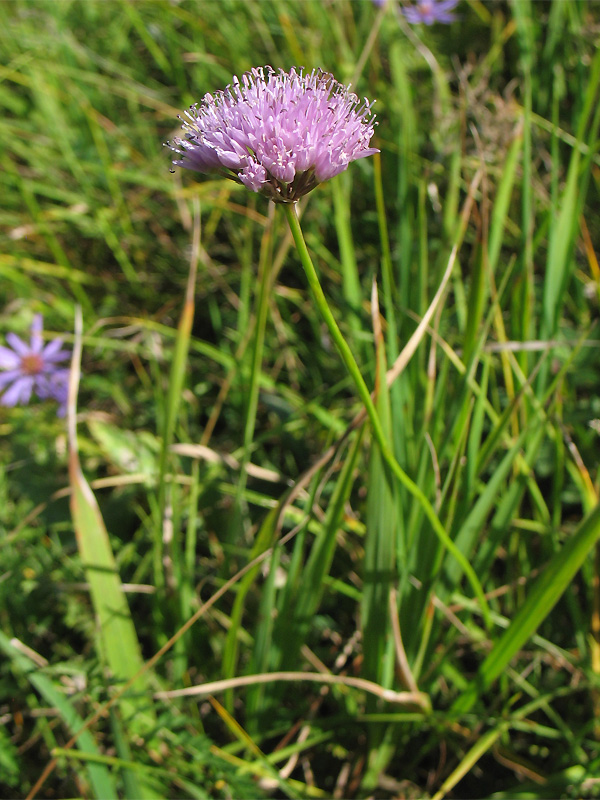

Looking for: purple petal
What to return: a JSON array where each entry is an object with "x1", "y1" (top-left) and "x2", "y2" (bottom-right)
[
  {"x1": 0, "y1": 369, "x2": 24, "y2": 388},
  {"x1": 401, "y1": 0, "x2": 458, "y2": 24},
  {"x1": 41, "y1": 338, "x2": 70, "y2": 363},
  {"x1": 5, "y1": 333, "x2": 30, "y2": 357},
  {"x1": 168, "y1": 66, "x2": 378, "y2": 202},
  {"x1": 0, "y1": 346, "x2": 20, "y2": 369},
  {"x1": 1, "y1": 376, "x2": 34, "y2": 406},
  {"x1": 239, "y1": 162, "x2": 268, "y2": 192}
]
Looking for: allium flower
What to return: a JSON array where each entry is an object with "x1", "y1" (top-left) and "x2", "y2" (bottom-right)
[
  {"x1": 167, "y1": 66, "x2": 379, "y2": 204},
  {"x1": 0, "y1": 315, "x2": 70, "y2": 415},
  {"x1": 402, "y1": 0, "x2": 458, "y2": 24}
]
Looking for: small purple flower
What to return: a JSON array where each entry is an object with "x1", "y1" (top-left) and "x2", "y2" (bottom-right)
[
  {"x1": 0, "y1": 315, "x2": 70, "y2": 415},
  {"x1": 402, "y1": 0, "x2": 458, "y2": 24},
  {"x1": 167, "y1": 66, "x2": 379, "y2": 204}
]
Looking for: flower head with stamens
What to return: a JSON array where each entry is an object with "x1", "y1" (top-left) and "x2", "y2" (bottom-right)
[
  {"x1": 401, "y1": 0, "x2": 459, "y2": 25},
  {"x1": 166, "y1": 66, "x2": 379, "y2": 204},
  {"x1": 0, "y1": 315, "x2": 70, "y2": 415}
]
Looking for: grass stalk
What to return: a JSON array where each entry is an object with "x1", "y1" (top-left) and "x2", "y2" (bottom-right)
[
  {"x1": 155, "y1": 199, "x2": 200, "y2": 588},
  {"x1": 236, "y1": 202, "x2": 275, "y2": 515}
]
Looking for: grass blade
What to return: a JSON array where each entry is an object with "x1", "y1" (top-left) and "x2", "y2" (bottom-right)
[
  {"x1": 542, "y1": 45, "x2": 600, "y2": 338},
  {"x1": 0, "y1": 632, "x2": 118, "y2": 799},
  {"x1": 455, "y1": 501, "x2": 600, "y2": 713},
  {"x1": 67, "y1": 308, "x2": 158, "y2": 796},
  {"x1": 155, "y1": 199, "x2": 200, "y2": 587},
  {"x1": 272, "y1": 427, "x2": 364, "y2": 671},
  {"x1": 362, "y1": 281, "x2": 397, "y2": 687}
]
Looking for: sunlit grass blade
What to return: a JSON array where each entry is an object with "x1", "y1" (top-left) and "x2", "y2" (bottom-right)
[
  {"x1": 67, "y1": 308, "x2": 158, "y2": 796},
  {"x1": 488, "y1": 129, "x2": 523, "y2": 275},
  {"x1": 208, "y1": 696, "x2": 303, "y2": 800},
  {"x1": 209, "y1": 745, "x2": 327, "y2": 799},
  {"x1": 431, "y1": 722, "x2": 509, "y2": 800},
  {"x1": 542, "y1": 45, "x2": 600, "y2": 339},
  {"x1": 68, "y1": 312, "x2": 149, "y2": 696}
]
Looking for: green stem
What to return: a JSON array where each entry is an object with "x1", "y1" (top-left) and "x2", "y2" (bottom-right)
[
  {"x1": 283, "y1": 202, "x2": 491, "y2": 631},
  {"x1": 237, "y1": 203, "x2": 275, "y2": 511}
]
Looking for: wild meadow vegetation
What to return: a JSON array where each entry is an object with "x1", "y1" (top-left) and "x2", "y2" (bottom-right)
[{"x1": 2, "y1": 0, "x2": 600, "y2": 797}]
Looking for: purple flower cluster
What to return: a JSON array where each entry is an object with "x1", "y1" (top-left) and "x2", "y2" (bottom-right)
[
  {"x1": 0, "y1": 315, "x2": 70, "y2": 416},
  {"x1": 402, "y1": 0, "x2": 458, "y2": 25},
  {"x1": 167, "y1": 66, "x2": 379, "y2": 204},
  {"x1": 373, "y1": 0, "x2": 459, "y2": 25}
]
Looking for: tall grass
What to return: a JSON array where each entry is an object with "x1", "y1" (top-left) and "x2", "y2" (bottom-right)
[{"x1": 1, "y1": 1, "x2": 600, "y2": 797}]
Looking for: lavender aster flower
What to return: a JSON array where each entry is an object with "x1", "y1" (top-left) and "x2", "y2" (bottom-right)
[
  {"x1": 402, "y1": 0, "x2": 458, "y2": 24},
  {"x1": 166, "y1": 66, "x2": 379, "y2": 204},
  {"x1": 0, "y1": 315, "x2": 70, "y2": 415}
]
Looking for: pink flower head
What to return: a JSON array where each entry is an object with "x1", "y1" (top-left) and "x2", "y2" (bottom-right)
[
  {"x1": 402, "y1": 0, "x2": 459, "y2": 24},
  {"x1": 166, "y1": 66, "x2": 379, "y2": 204},
  {"x1": 0, "y1": 315, "x2": 70, "y2": 415}
]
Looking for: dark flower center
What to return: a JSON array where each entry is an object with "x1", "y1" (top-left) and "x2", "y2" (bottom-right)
[{"x1": 20, "y1": 353, "x2": 44, "y2": 375}]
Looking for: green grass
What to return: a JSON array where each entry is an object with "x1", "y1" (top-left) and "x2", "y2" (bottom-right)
[{"x1": 2, "y1": 1, "x2": 600, "y2": 798}]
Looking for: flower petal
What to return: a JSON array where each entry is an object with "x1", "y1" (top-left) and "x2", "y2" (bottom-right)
[
  {"x1": 1, "y1": 376, "x2": 34, "y2": 407},
  {"x1": 0, "y1": 369, "x2": 23, "y2": 388},
  {"x1": 168, "y1": 66, "x2": 378, "y2": 203},
  {"x1": 5, "y1": 333, "x2": 30, "y2": 357},
  {"x1": 41, "y1": 338, "x2": 70, "y2": 363},
  {"x1": 0, "y1": 346, "x2": 20, "y2": 370}
]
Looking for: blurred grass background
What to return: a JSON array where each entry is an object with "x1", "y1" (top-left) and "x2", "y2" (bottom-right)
[{"x1": 2, "y1": 0, "x2": 600, "y2": 797}]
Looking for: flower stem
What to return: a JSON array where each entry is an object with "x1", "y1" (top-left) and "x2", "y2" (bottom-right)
[{"x1": 283, "y1": 202, "x2": 491, "y2": 631}]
